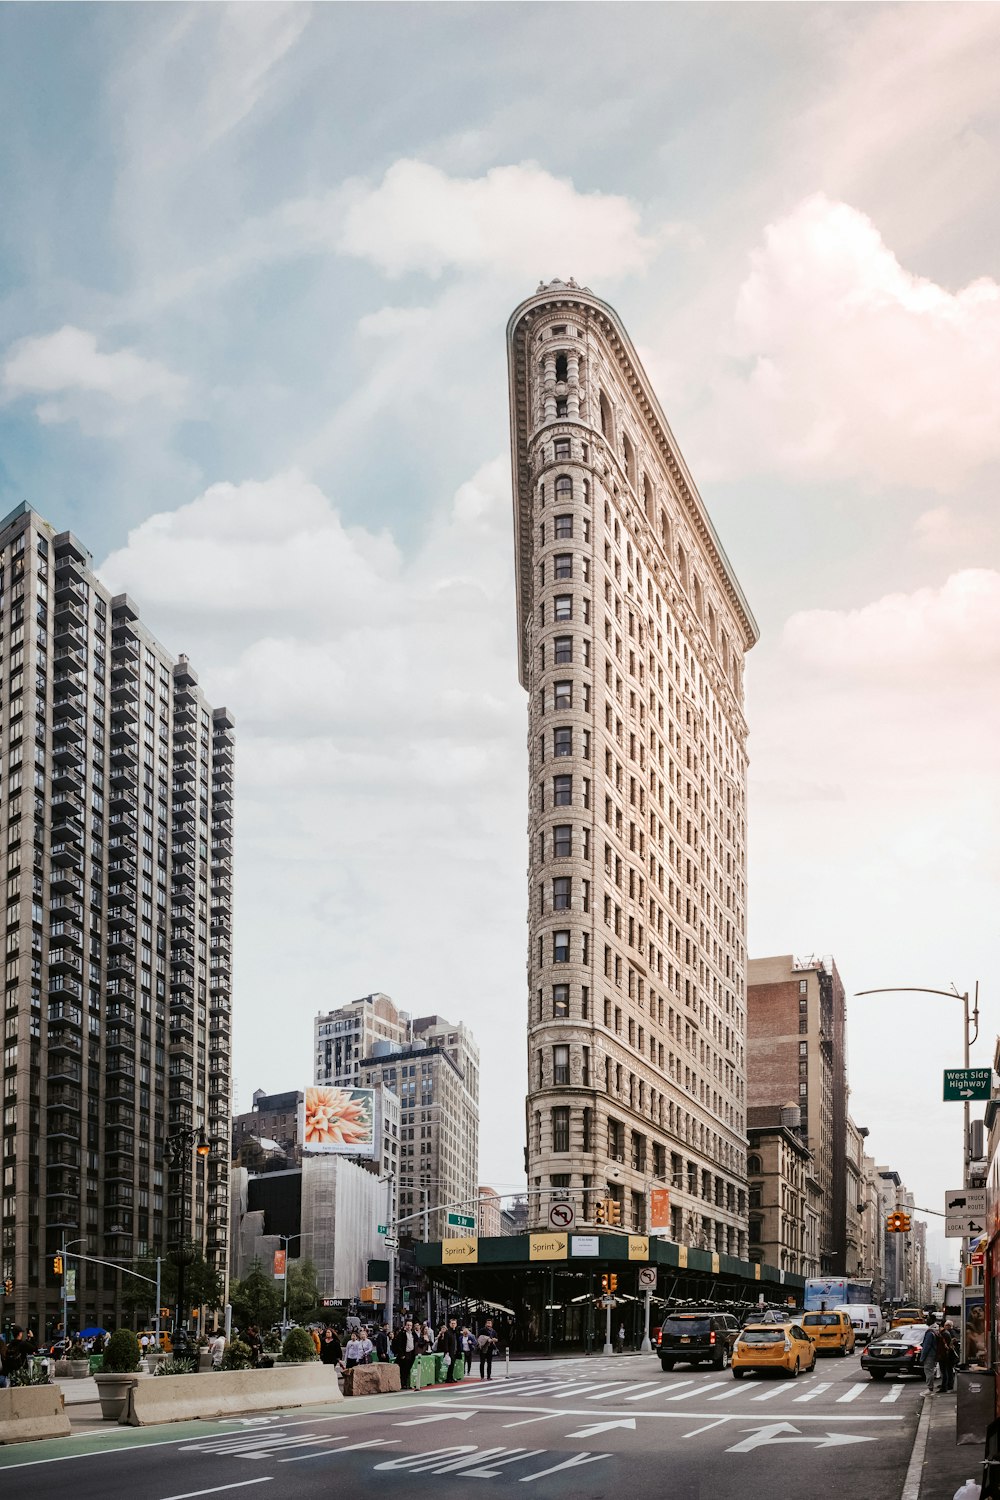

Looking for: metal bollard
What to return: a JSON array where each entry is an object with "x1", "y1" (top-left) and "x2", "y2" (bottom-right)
[{"x1": 505, "y1": 1346, "x2": 510, "y2": 1380}]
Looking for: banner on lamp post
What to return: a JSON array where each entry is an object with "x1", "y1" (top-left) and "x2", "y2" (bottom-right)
[
  {"x1": 650, "y1": 1186, "x2": 670, "y2": 1235},
  {"x1": 273, "y1": 1249, "x2": 286, "y2": 1281}
]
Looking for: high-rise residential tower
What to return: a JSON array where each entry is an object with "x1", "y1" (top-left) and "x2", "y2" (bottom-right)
[
  {"x1": 508, "y1": 282, "x2": 758, "y2": 1255},
  {"x1": 0, "y1": 504, "x2": 234, "y2": 1334}
]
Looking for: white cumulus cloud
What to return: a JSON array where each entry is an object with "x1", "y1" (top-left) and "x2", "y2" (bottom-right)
[
  {"x1": 706, "y1": 195, "x2": 1000, "y2": 490},
  {"x1": 338, "y1": 159, "x2": 655, "y2": 280},
  {"x1": 2, "y1": 326, "x2": 186, "y2": 416}
]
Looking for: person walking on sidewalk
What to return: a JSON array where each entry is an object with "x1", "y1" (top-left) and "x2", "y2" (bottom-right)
[
  {"x1": 441, "y1": 1317, "x2": 460, "y2": 1382},
  {"x1": 920, "y1": 1315, "x2": 939, "y2": 1393},
  {"x1": 938, "y1": 1319, "x2": 959, "y2": 1393},
  {"x1": 616, "y1": 1322, "x2": 626, "y2": 1353},
  {"x1": 478, "y1": 1318, "x2": 499, "y2": 1381}
]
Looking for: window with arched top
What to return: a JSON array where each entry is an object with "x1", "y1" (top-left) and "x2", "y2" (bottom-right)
[
  {"x1": 555, "y1": 353, "x2": 568, "y2": 383},
  {"x1": 676, "y1": 542, "x2": 688, "y2": 591},
  {"x1": 643, "y1": 474, "x2": 655, "y2": 523},
  {"x1": 554, "y1": 475, "x2": 572, "y2": 505},
  {"x1": 747, "y1": 1153, "x2": 762, "y2": 1176},
  {"x1": 622, "y1": 431, "x2": 637, "y2": 490},
  {"x1": 693, "y1": 576, "x2": 704, "y2": 620},
  {"x1": 599, "y1": 390, "x2": 613, "y2": 441},
  {"x1": 659, "y1": 509, "x2": 670, "y2": 550}
]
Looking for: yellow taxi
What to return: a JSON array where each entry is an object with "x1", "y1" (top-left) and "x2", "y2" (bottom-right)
[
  {"x1": 801, "y1": 1310, "x2": 856, "y2": 1356},
  {"x1": 732, "y1": 1321, "x2": 817, "y2": 1379},
  {"x1": 889, "y1": 1307, "x2": 924, "y2": 1330},
  {"x1": 138, "y1": 1330, "x2": 173, "y2": 1353}
]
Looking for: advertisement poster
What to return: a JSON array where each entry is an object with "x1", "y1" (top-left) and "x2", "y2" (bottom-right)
[
  {"x1": 650, "y1": 1187, "x2": 670, "y2": 1235},
  {"x1": 301, "y1": 1085, "x2": 377, "y2": 1157},
  {"x1": 273, "y1": 1249, "x2": 286, "y2": 1281}
]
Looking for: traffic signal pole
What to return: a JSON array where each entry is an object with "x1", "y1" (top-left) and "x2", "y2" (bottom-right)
[{"x1": 604, "y1": 1296, "x2": 613, "y2": 1356}]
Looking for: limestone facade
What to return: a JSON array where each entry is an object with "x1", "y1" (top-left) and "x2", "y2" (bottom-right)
[{"x1": 507, "y1": 282, "x2": 758, "y2": 1254}]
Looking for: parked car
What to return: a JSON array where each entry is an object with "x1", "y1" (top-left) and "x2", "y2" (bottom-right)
[
  {"x1": 801, "y1": 1310, "x2": 856, "y2": 1357},
  {"x1": 732, "y1": 1322, "x2": 817, "y2": 1379},
  {"x1": 860, "y1": 1323, "x2": 930, "y2": 1380},
  {"x1": 657, "y1": 1311, "x2": 740, "y2": 1371}
]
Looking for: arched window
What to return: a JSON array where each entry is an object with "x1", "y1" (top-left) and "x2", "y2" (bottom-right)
[
  {"x1": 622, "y1": 432, "x2": 637, "y2": 490},
  {"x1": 659, "y1": 509, "x2": 670, "y2": 551},
  {"x1": 747, "y1": 1153, "x2": 762, "y2": 1176},
  {"x1": 693, "y1": 576, "x2": 704, "y2": 620},
  {"x1": 643, "y1": 474, "x2": 655, "y2": 523},
  {"x1": 555, "y1": 352, "x2": 568, "y2": 383},
  {"x1": 599, "y1": 390, "x2": 613, "y2": 441},
  {"x1": 554, "y1": 475, "x2": 572, "y2": 505},
  {"x1": 676, "y1": 542, "x2": 688, "y2": 591}
]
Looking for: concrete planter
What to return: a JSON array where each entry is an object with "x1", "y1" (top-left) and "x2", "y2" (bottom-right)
[
  {"x1": 68, "y1": 1360, "x2": 91, "y2": 1379},
  {"x1": 197, "y1": 1349, "x2": 213, "y2": 1373},
  {"x1": 94, "y1": 1372, "x2": 143, "y2": 1422}
]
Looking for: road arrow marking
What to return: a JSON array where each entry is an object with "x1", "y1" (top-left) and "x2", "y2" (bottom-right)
[
  {"x1": 395, "y1": 1410, "x2": 480, "y2": 1427},
  {"x1": 565, "y1": 1418, "x2": 637, "y2": 1437},
  {"x1": 727, "y1": 1421, "x2": 875, "y2": 1453}
]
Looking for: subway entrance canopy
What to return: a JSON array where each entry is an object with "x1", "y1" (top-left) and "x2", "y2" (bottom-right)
[{"x1": 414, "y1": 1235, "x2": 805, "y2": 1352}]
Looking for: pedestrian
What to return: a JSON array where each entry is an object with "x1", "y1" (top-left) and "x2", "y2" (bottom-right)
[
  {"x1": 441, "y1": 1317, "x2": 459, "y2": 1382},
  {"x1": 359, "y1": 1326, "x2": 374, "y2": 1363},
  {"x1": 391, "y1": 1318, "x2": 417, "y2": 1389},
  {"x1": 310, "y1": 1327, "x2": 321, "y2": 1357},
  {"x1": 245, "y1": 1325, "x2": 262, "y2": 1368},
  {"x1": 919, "y1": 1315, "x2": 938, "y2": 1394},
  {"x1": 617, "y1": 1322, "x2": 626, "y2": 1354},
  {"x1": 140, "y1": 1333, "x2": 150, "y2": 1357},
  {"x1": 2, "y1": 1327, "x2": 27, "y2": 1381},
  {"x1": 937, "y1": 1319, "x2": 958, "y2": 1393},
  {"x1": 374, "y1": 1322, "x2": 391, "y2": 1362},
  {"x1": 478, "y1": 1318, "x2": 499, "y2": 1381},
  {"x1": 319, "y1": 1327, "x2": 343, "y2": 1367},
  {"x1": 344, "y1": 1330, "x2": 368, "y2": 1368},
  {"x1": 211, "y1": 1330, "x2": 226, "y2": 1369}
]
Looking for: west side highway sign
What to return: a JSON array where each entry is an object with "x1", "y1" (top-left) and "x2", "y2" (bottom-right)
[{"x1": 943, "y1": 1068, "x2": 992, "y2": 1101}]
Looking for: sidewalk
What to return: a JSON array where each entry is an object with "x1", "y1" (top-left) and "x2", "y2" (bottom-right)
[{"x1": 916, "y1": 1390, "x2": 983, "y2": 1499}]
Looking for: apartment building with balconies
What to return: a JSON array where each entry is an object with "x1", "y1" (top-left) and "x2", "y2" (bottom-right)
[
  {"x1": 508, "y1": 281, "x2": 758, "y2": 1254},
  {"x1": 0, "y1": 503, "x2": 234, "y2": 1333}
]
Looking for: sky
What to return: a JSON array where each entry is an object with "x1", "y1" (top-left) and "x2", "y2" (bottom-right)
[{"x1": 2, "y1": 1, "x2": 999, "y2": 1274}]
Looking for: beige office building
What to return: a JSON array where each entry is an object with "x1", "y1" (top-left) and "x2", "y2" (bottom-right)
[{"x1": 508, "y1": 281, "x2": 758, "y2": 1254}]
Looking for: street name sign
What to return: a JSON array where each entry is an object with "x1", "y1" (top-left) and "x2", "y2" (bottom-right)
[
  {"x1": 945, "y1": 1188, "x2": 986, "y2": 1217},
  {"x1": 447, "y1": 1212, "x2": 476, "y2": 1229},
  {"x1": 377, "y1": 1224, "x2": 388, "y2": 1235},
  {"x1": 943, "y1": 1068, "x2": 992, "y2": 1101}
]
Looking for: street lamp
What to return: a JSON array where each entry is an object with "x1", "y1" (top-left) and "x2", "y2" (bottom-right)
[
  {"x1": 277, "y1": 1233, "x2": 313, "y2": 1331},
  {"x1": 60, "y1": 1237, "x2": 87, "y2": 1340},
  {"x1": 164, "y1": 1124, "x2": 210, "y2": 1339}
]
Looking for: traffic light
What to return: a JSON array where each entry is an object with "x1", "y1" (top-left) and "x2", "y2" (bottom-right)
[
  {"x1": 899, "y1": 1213, "x2": 912, "y2": 1233},
  {"x1": 595, "y1": 1200, "x2": 607, "y2": 1225},
  {"x1": 3, "y1": 1277, "x2": 12, "y2": 1296},
  {"x1": 607, "y1": 1200, "x2": 622, "y2": 1227},
  {"x1": 601, "y1": 1274, "x2": 619, "y2": 1294},
  {"x1": 53, "y1": 1254, "x2": 63, "y2": 1276},
  {"x1": 886, "y1": 1211, "x2": 912, "y2": 1233}
]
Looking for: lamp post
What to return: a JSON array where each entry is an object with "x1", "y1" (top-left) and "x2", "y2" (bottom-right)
[
  {"x1": 639, "y1": 1174, "x2": 680, "y2": 1353},
  {"x1": 164, "y1": 1124, "x2": 210, "y2": 1339},
  {"x1": 60, "y1": 1237, "x2": 86, "y2": 1342},
  {"x1": 276, "y1": 1232, "x2": 313, "y2": 1331}
]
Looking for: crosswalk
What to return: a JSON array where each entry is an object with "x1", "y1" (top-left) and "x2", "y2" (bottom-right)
[{"x1": 444, "y1": 1370, "x2": 925, "y2": 1412}]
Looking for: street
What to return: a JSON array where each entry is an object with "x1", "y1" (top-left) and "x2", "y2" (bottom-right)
[{"x1": 0, "y1": 1353, "x2": 928, "y2": 1498}]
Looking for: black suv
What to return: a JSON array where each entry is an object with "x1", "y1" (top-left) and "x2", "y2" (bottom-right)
[{"x1": 657, "y1": 1311, "x2": 740, "y2": 1371}]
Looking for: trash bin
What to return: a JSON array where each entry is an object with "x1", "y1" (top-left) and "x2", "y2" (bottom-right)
[{"x1": 956, "y1": 1367, "x2": 995, "y2": 1445}]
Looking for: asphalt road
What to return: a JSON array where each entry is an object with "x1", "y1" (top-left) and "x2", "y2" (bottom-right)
[{"x1": 0, "y1": 1352, "x2": 927, "y2": 1499}]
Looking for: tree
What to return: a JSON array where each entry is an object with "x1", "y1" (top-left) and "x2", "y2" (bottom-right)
[
  {"x1": 286, "y1": 1257, "x2": 322, "y2": 1324},
  {"x1": 230, "y1": 1260, "x2": 282, "y2": 1332},
  {"x1": 120, "y1": 1249, "x2": 224, "y2": 1318}
]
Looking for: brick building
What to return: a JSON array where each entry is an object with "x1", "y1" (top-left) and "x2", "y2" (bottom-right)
[{"x1": 747, "y1": 954, "x2": 848, "y2": 1272}]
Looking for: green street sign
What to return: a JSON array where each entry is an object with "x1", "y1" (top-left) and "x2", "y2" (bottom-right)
[
  {"x1": 448, "y1": 1213, "x2": 476, "y2": 1228},
  {"x1": 377, "y1": 1224, "x2": 388, "y2": 1235},
  {"x1": 943, "y1": 1068, "x2": 992, "y2": 1102}
]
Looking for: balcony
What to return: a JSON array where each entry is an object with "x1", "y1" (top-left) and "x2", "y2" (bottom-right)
[
  {"x1": 109, "y1": 786, "x2": 138, "y2": 816},
  {"x1": 52, "y1": 694, "x2": 85, "y2": 724},
  {"x1": 105, "y1": 1075, "x2": 135, "y2": 1105},
  {"x1": 49, "y1": 974, "x2": 83, "y2": 1003},
  {"x1": 50, "y1": 838, "x2": 84, "y2": 871},
  {"x1": 109, "y1": 742, "x2": 138, "y2": 768},
  {"x1": 107, "y1": 884, "x2": 136, "y2": 908},
  {"x1": 51, "y1": 719, "x2": 85, "y2": 751},
  {"x1": 170, "y1": 906, "x2": 194, "y2": 929},
  {"x1": 47, "y1": 1195, "x2": 81, "y2": 1224},
  {"x1": 53, "y1": 597, "x2": 85, "y2": 635},
  {"x1": 48, "y1": 1054, "x2": 83, "y2": 1085},
  {"x1": 48, "y1": 948, "x2": 84, "y2": 979},
  {"x1": 51, "y1": 763, "x2": 84, "y2": 794},
  {"x1": 109, "y1": 764, "x2": 138, "y2": 792},
  {"x1": 107, "y1": 951, "x2": 136, "y2": 979},
  {"x1": 53, "y1": 669, "x2": 86, "y2": 702},
  {"x1": 210, "y1": 780, "x2": 233, "y2": 804},
  {"x1": 169, "y1": 1014, "x2": 195, "y2": 1043},
  {"x1": 49, "y1": 891, "x2": 84, "y2": 922},
  {"x1": 107, "y1": 930, "x2": 136, "y2": 955}
]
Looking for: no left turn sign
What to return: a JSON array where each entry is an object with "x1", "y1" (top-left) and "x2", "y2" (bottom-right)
[{"x1": 548, "y1": 1201, "x2": 576, "y2": 1230}]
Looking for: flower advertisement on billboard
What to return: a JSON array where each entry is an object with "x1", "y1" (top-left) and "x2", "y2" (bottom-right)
[{"x1": 301, "y1": 1085, "x2": 377, "y2": 1158}]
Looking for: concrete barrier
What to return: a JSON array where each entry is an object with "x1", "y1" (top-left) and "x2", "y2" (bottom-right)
[
  {"x1": 119, "y1": 1363, "x2": 343, "y2": 1426},
  {"x1": 0, "y1": 1385, "x2": 71, "y2": 1444},
  {"x1": 343, "y1": 1363, "x2": 402, "y2": 1397}
]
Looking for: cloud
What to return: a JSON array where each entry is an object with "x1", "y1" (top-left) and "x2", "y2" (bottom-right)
[
  {"x1": 703, "y1": 195, "x2": 1000, "y2": 490},
  {"x1": 782, "y1": 569, "x2": 1000, "y2": 682},
  {"x1": 338, "y1": 159, "x2": 655, "y2": 280},
  {"x1": 2, "y1": 326, "x2": 186, "y2": 419}
]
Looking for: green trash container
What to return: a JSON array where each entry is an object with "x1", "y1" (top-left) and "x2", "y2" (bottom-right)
[{"x1": 88, "y1": 1354, "x2": 104, "y2": 1375}]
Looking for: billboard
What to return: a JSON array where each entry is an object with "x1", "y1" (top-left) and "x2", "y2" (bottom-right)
[
  {"x1": 301, "y1": 1086, "x2": 377, "y2": 1158},
  {"x1": 650, "y1": 1187, "x2": 670, "y2": 1235}
]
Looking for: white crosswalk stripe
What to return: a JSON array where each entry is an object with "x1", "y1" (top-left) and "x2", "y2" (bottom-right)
[
  {"x1": 836, "y1": 1383, "x2": 869, "y2": 1403},
  {"x1": 881, "y1": 1383, "x2": 906, "y2": 1403},
  {"x1": 794, "y1": 1382, "x2": 832, "y2": 1402}
]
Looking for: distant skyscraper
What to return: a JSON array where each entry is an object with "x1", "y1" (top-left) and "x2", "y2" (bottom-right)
[
  {"x1": 0, "y1": 504, "x2": 234, "y2": 1333},
  {"x1": 508, "y1": 282, "x2": 758, "y2": 1254}
]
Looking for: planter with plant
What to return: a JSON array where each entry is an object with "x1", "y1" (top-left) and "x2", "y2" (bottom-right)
[
  {"x1": 280, "y1": 1327, "x2": 317, "y2": 1364},
  {"x1": 93, "y1": 1328, "x2": 143, "y2": 1421},
  {"x1": 68, "y1": 1340, "x2": 90, "y2": 1378},
  {"x1": 221, "y1": 1338, "x2": 252, "y2": 1371},
  {"x1": 153, "y1": 1357, "x2": 197, "y2": 1376}
]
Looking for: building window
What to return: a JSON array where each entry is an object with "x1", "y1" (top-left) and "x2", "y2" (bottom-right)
[
  {"x1": 553, "y1": 595, "x2": 572, "y2": 621},
  {"x1": 553, "y1": 825, "x2": 571, "y2": 858},
  {"x1": 553, "y1": 775, "x2": 572, "y2": 806},
  {"x1": 553, "y1": 876, "x2": 571, "y2": 910},
  {"x1": 554, "y1": 353, "x2": 568, "y2": 382},
  {"x1": 798, "y1": 1040, "x2": 807, "y2": 1056},
  {"x1": 554, "y1": 681, "x2": 572, "y2": 710},
  {"x1": 553, "y1": 728, "x2": 572, "y2": 757},
  {"x1": 747, "y1": 1154, "x2": 761, "y2": 1176},
  {"x1": 554, "y1": 514, "x2": 573, "y2": 539},
  {"x1": 553, "y1": 1045, "x2": 570, "y2": 1084},
  {"x1": 554, "y1": 437, "x2": 570, "y2": 458},
  {"x1": 553, "y1": 930, "x2": 570, "y2": 963},
  {"x1": 552, "y1": 984, "x2": 569, "y2": 1017},
  {"x1": 799, "y1": 979, "x2": 808, "y2": 994},
  {"x1": 555, "y1": 475, "x2": 572, "y2": 504},
  {"x1": 553, "y1": 553, "x2": 572, "y2": 580},
  {"x1": 554, "y1": 636, "x2": 572, "y2": 665},
  {"x1": 552, "y1": 1107, "x2": 570, "y2": 1153}
]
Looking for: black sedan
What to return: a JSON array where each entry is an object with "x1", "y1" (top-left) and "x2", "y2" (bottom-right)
[{"x1": 860, "y1": 1323, "x2": 930, "y2": 1380}]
